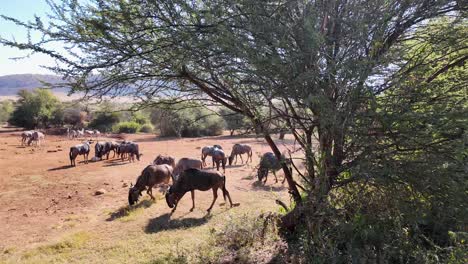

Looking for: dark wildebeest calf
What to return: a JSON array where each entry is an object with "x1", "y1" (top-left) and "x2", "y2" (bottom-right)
[
  {"x1": 118, "y1": 141, "x2": 141, "y2": 162},
  {"x1": 257, "y1": 152, "x2": 291, "y2": 184},
  {"x1": 228, "y1": 144, "x2": 253, "y2": 165},
  {"x1": 128, "y1": 164, "x2": 173, "y2": 205},
  {"x1": 212, "y1": 148, "x2": 227, "y2": 172},
  {"x1": 201, "y1": 145, "x2": 223, "y2": 167},
  {"x1": 69, "y1": 141, "x2": 92, "y2": 166},
  {"x1": 165, "y1": 168, "x2": 234, "y2": 213}
]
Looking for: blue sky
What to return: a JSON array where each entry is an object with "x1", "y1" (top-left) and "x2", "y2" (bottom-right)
[{"x1": 0, "y1": 0, "x2": 57, "y2": 76}]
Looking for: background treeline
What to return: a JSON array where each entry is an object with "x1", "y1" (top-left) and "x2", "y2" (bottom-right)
[{"x1": 1, "y1": 89, "x2": 258, "y2": 137}]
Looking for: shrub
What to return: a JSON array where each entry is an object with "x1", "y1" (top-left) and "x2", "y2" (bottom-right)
[
  {"x1": 219, "y1": 107, "x2": 251, "y2": 135},
  {"x1": 151, "y1": 102, "x2": 225, "y2": 137},
  {"x1": 88, "y1": 112, "x2": 121, "y2": 132},
  {"x1": 9, "y1": 89, "x2": 61, "y2": 129},
  {"x1": 0, "y1": 100, "x2": 14, "y2": 123},
  {"x1": 114, "y1": 121, "x2": 141, "y2": 133},
  {"x1": 139, "y1": 124, "x2": 154, "y2": 133}
]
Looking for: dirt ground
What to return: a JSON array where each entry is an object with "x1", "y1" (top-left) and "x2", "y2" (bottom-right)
[{"x1": 0, "y1": 127, "x2": 297, "y2": 261}]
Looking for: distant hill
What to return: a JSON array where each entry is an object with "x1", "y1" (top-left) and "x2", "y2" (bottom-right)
[{"x1": 0, "y1": 74, "x2": 70, "y2": 96}]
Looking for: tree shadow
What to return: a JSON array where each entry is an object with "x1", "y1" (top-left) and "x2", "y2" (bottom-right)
[
  {"x1": 48, "y1": 165, "x2": 74, "y2": 171},
  {"x1": 106, "y1": 199, "x2": 155, "y2": 221},
  {"x1": 251, "y1": 181, "x2": 287, "y2": 192},
  {"x1": 145, "y1": 213, "x2": 211, "y2": 234},
  {"x1": 227, "y1": 164, "x2": 246, "y2": 168},
  {"x1": 103, "y1": 161, "x2": 127, "y2": 167}
]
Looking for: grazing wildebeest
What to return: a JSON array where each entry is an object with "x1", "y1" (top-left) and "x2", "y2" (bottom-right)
[
  {"x1": 172, "y1": 158, "x2": 203, "y2": 180},
  {"x1": 69, "y1": 141, "x2": 92, "y2": 166},
  {"x1": 84, "y1": 129, "x2": 95, "y2": 137},
  {"x1": 107, "y1": 141, "x2": 119, "y2": 158},
  {"x1": 153, "y1": 155, "x2": 176, "y2": 168},
  {"x1": 118, "y1": 141, "x2": 141, "y2": 162},
  {"x1": 28, "y1": 131, "x2": 45, "y2": 146},
  {"x1": 77, "y1": 128, "x2": 85, "y2": 138},
  {"x1": 20, "y1": 131, "x2": 34, "y2": 145},
  {"x1": 228, "y1": 144, "x2": 253, "y2": 165},
  {"x1": 212, "y1": 148, "x2": 226, "y2": 172},
  {"x1": 94, "y1": 141, "x2": 112, "y2": 160},
  {"x1": 257, "y1": 152, "x2": 291, "y2": 184},
  {"x1": 201, "y1": 145, "x2": 223, "y2": 167},
  {"x1": 165, "y1": 168, "x2": 234, "y2": 213},
  {"x1": 128, "y1": 164, "x2": 173, "y2": 205}
]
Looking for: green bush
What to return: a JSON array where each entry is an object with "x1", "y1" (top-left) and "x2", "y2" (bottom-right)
[
  {"x1": 0, "y1": 100, "x2": 14, "y2": 123},
  {"x1": 114, "y1": 121, "x2": 141, "y2": 133},
  {"x1": 139, "y1": 124, "x2": 154, "y2": 133},
  {"x1": 151, "y1": 102, "x2": 225, "y2": 137},
  {"x1": 89, "y1": 112, "x2": 121, "y2": 132},
  {"x1": 9, "y1": 89, "x2": 61, "y2": 129}
]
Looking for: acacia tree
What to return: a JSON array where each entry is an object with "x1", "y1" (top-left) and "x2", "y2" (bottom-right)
[{"x1": 1, "y1": 0, "x2": 466, "y2": 258}]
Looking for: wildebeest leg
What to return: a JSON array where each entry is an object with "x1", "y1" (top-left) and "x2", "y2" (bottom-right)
[
  {"x1": 222, "y1": 187, "x2": 233, "y2": 207},
  {"x1": 263, "y1": 171, "x2": 268, "y2": 184},
  {"x1": 189, "y1": 190, "x2": 195, "y2": 212},
  {"x1": 239, "y1": 154, "x2": 244, "y2": 164},
  {"x1": 147, "y1": 187, "x2": 155, "y2": 200},
  {"x1": 171, "y1": 192, "x2": 186, "y2": 213},
  {"x1": 207, "y1": 188, "x2": 218, "y2": 212},
  {"x1": 273, "y1": 171, "x2": 278, "y2": 183},
  {"x1": 212, "y1": 156, "x2": 215, "y2": 168}
]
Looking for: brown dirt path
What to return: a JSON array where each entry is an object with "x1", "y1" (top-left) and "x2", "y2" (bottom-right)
[{"x1": 0, "y1": 129, "x2": 297, "y2": 253}]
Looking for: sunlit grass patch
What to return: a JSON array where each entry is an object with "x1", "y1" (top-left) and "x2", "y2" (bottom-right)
[
  {"x1": 21, "y1": 231, "x2": 92, "y2": 260},
  {"x1": 107, "y1": 199, "x2": 155, "y2": 222}
]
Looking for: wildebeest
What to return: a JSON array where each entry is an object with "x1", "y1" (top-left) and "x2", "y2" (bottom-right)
[
  {"x1": 165, "y1": 168, "x2": 234, "y2": 213},
  {"x1": 28, "y1": 131, "x2": 45, "y2": 146},
  {"x1": 117, "y1": 141, "x2": 141, "y2": 162},
  {"x1": 257, "y1": 152, "x2": 291, "y2": 184},
  {"x1": 212, "y1": 148, "x2": 226, "y2": 172},
  {"x1": 107, "y1": 141, "x2": 119, "y2": 158},
  {"x1": 77, "y1": 128, "x2": 85, "y2": 138},
  {"x1": 153, "y1": 155, "x2": 176, "y2": 168},
  {"x1": 84, "y1": 129, "x2": 95, "y2": 137},
  {"x1": 228, "y1": 144, "x2": 253, "y2": 165},
  {"x1": 69, "y1": 141, "x2": 92, "y2": 166},
  {"x1": 20, "y1": 131, "x2": 34, "y2": 145},
  {"x1": 172, "y1": 158, "x2": 203, "y2": 180},
  {"x1": 201, "y1": 145, "x2": 223, "y2": 167},
  {"x1": 94, "y1": 141, "x2": 111, "y2": 160},
  {"x1": 128, "y1": 164, "x2": 173, "y2": 205}
]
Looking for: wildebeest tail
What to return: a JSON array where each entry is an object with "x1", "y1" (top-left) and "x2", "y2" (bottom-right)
[
  {"x1": 222, "y1": 176, "x2": 227, "y2": 201},
  {"x1": 69, "y1": 147, "x2": 74, "y2": 164}
]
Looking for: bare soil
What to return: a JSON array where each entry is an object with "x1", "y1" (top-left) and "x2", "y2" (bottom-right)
[{"x1": 0, "y1": 127, "x2": 296, "y2": 256}]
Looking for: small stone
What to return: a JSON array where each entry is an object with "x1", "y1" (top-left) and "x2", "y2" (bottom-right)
[
  {"x1": 104, "y1": 182, "x2": 110, "y2": 185},
  {"x1": 23, "y1": 213, "x2": 28, "y2": 217},
  {"x1": 67, "y1": 195, "x2": 72, "y2": 199},
  {"x1": 95, "y1": 189, "x2": 106, "y2": 195},
  {"x1": 122, "y1": 183, "x2": 128, "y2": 188}
]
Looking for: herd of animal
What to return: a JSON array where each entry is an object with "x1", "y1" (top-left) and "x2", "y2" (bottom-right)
[
  {"x1": 67, "y1": 128, "x2": 101, "y2": 139},
  {"x1": 18, "y1": 130, "x2": 291, "y2": 213},
  {"x1": 20, "y1": 130, "x2": 45, "y2": 146}
]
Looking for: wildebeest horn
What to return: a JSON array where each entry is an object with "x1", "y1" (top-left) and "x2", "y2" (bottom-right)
[{"x1": 130, "y1": 182, "x2": 133, "y2": 188}]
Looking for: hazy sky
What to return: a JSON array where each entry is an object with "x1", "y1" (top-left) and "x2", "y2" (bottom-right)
[{"x1": 0, "y1": 0, "x2": 57, "y2": 76}]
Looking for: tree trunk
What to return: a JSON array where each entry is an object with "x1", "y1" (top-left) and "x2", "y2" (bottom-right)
[
  {"x1": 264, "y1": 134, "x2": 302, "y2": 205},
  {"x1": 279, "y1": 131, "x2": 286, "y2": 139}
]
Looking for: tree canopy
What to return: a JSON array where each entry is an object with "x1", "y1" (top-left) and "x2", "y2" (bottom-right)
[{"x1": 1, "y1": 0, "x2": 466, "y2": 261}]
